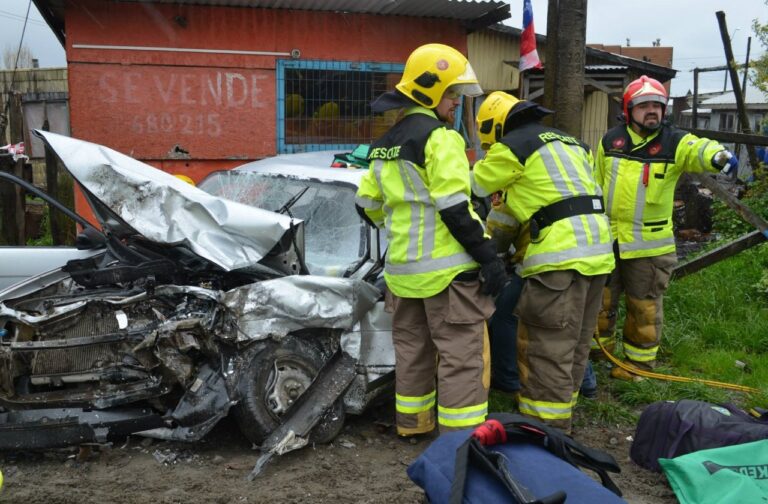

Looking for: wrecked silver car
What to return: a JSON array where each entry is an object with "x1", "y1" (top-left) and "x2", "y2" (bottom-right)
[{"x1": 0, "y1": 131, "x2": 394, "y2": 453}]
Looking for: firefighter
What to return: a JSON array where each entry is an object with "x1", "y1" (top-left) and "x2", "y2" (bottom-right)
[
  {"x1": 486, "y1": 195, "x2": 599, "y2": 399},
  {"x1": 354, "y1": 43, "x2": 506, "y2": 436},
  {"x1": 472, "y1": 91, "x2": 614, "y2": 433},
  {"x1": 595, "y1": 75, "x2": 737, "y2": 379}
]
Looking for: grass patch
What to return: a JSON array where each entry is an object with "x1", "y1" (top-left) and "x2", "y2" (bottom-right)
[
  {"x1": 530, "y1": 243, "x2": 768, "y2": 430},
  {"x1": 489, "y1": 390, "x2": 518, "y2": 414},
  {"x1": 662, "y1": 245, "x2": 768, "y2": 402},
  {"x1": 574, "y1": 396, "x2": 638, "y2": 427}
]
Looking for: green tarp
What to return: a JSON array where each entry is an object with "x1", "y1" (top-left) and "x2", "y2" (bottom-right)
[{"x1": 659, "y1": 439, "x2": 768, "y2": 504}]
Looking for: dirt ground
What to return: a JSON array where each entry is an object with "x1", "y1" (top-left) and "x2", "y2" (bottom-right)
[{"x1": 1, "y1": 402, "x2": 677, "y2": 504}]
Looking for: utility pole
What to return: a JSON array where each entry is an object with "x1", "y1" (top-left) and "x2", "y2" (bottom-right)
[
  {"x1": 543, "y1": 0, "x2": 588, "y2": 137},
  {"x1": 716, "y1": 11, "x2": 759, "y2": 172}
]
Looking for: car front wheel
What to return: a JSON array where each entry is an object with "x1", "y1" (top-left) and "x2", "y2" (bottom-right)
[{"x1": 233, "y1": 336, "x2": 345, "y2": 445}]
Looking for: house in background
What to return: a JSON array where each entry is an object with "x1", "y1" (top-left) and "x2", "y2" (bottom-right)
[
  {"x1": 0, "y1": 67, "x2": 69, "y2": 156},
  {"x1": 677, "y1": 87, "x2": 768, "y2": 175},
  {"x1": 673, "y1": 87, "x2": 767, "y2": 132},
  {"x1": 679, "y1": 87, "x2": 768, "y2": 134},
  {"x1": 28, "y1": 0, "x2": 678, "y2": 178},
  {"x1": 670, "y1": 90, "x2": 726, "y2": 130},
  {"x1": 32, "y1": 0, "x2": 510, "y2": 186}
]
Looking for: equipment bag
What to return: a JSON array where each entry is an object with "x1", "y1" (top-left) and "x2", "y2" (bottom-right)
[
  {"x1": 659, "y1": 438, "x2": 768, "y2": 504},
  {"x1": 631, "y1": 400, "x2": 768, "y2": 472},
  {"x1": 407, "y1": 412, "x2": 625, "y2": 504},
  {"x1": 333, "y1": 144, "x2": 370, "y2": 168}
]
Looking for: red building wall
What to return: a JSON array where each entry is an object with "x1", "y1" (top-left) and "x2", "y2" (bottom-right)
[{"x1": 65, "y1": 0, "x2": 468, "y2": 182}]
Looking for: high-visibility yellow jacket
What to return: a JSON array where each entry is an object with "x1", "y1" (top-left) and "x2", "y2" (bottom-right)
[
  {"x1": 355, "y1": 108, "x2": 483, "y2": 298},
  {"x1": 596, "y1": 124, "x2": 725, "y2": 259},
  {"x1": 472, "y1": 122, "x2": 614, "y2": 277}
]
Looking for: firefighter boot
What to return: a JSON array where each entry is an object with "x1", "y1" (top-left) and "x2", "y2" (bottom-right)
[{"x1": 610, "y1": 359, "x2": 654, "y2": 382}]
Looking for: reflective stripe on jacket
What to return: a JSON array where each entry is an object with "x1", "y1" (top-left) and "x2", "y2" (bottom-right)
[
  {"x1": 355, "y1": 107, "x2": 481, "y2": 298},
  {"x1": 596, "y1": 124, "x2": 725, "y2": 259},
  {"x1": 472, "y1": 123, "x2": 614, "y2": 277}
]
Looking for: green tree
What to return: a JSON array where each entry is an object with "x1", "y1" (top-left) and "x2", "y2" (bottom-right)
[{"x1": 752, "y1": 3, "x2": 768, "y2": 98}]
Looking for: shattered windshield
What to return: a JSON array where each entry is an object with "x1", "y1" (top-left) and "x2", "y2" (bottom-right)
[{"x1": 200, "y1": 172, "x2": 366, "y2": 277}]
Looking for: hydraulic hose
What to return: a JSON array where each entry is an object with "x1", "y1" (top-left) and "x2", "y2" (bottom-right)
[{"x1": 595, "y1": 336, "x2": 760, "y2": 394}]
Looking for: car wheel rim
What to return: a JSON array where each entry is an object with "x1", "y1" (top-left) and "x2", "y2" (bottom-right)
[{"x1": 265, "y1": 356, "x2": 315, "y2": 418}]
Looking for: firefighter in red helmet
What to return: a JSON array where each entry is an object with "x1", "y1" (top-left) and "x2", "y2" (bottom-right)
[
  {"x1": 594, "y1": 75, "x2": 738, "y2": 379},
  {"x1": 622, "y1": 75, "x2": 669, "y2": 132}
]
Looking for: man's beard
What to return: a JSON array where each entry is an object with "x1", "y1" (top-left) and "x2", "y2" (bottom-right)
[{"x1": 631, "y1": 113, "x2": 661, "y2": 134}]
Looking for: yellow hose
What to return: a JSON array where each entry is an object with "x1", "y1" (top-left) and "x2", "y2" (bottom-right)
[{"x1": 595, "y1": 336, "x2": 761, "y2": 394}]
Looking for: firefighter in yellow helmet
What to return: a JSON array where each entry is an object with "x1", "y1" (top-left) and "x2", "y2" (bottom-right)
[
  {"x1": 485, "y1": 190, "x2": 599, "y2": 399},
  {"x1": 472, "y1": 91, "x2": 614, "y2": 433},
  {"x1": 595, "y1": 75, "x2": 736, "y2": 380},
  {"x1": 354, "y1": 43, "x2": 505, "y2": 437}
]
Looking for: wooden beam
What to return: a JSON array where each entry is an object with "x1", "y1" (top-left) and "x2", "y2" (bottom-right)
[
  {"x1": 0, "y1": 155, "x2": 20, "y2": 245},
  {"x1": 682, "y1": 128, "x2": 768, "y2": 146},
  {"x1": 716, "y1": 11, "x2": 760, "y2": 169},
  {"x1": 584, "y1": 77, "x2": 618, "y2": 95},
  {"x1": 672, "y1": 230, "x2": 766, "y2": 280}
]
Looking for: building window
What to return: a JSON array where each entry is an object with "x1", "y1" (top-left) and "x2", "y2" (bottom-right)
[
  {"x1": 718, "y1": 113, "x2": 735, "y2": 132},
  {"x1": 277, "y1": 60, "x2": 405, "y2": 153}
]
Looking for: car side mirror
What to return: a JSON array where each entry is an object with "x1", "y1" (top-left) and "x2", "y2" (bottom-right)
[{"x1": 75, "y1": 227, "x2": 107, "y2": 250}]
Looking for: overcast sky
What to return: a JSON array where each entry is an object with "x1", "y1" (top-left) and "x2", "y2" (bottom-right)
[
  {"x1": 1, "y1": 0, "x2": 766, "y2": 97},
  {"x1": 520, "y1": 0, "x2": 767, "y2": 96}
]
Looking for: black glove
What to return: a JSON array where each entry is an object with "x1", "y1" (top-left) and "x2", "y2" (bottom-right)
[{"x1": 480, "y1": 257, "x2": 509, "y2": 297}]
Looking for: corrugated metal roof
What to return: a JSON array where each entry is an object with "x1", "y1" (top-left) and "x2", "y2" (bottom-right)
[
  {"x1": 585, "y1": 65, "x2": 627, "y2": 72},
  {"x1": 699, "y1": 87, "x2": 768, "y2": 107},
  {"x1": 134, "y1": 0, "x2": 508, "y2": 20},
  {"x1": 33, "y1": 0, "x2": 511, "y2": 45},
  {"x1": 486, "y1": 23, "x2": 677, "y2": 82}
]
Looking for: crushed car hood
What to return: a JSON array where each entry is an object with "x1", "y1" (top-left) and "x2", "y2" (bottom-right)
[{"x1": 34, "y1": 130, "x2": 297, "y2": 272}]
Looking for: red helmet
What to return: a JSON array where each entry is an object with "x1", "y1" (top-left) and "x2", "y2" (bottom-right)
[{"x1": 622, "y1": 75, "x2": 668, "y2": 124}]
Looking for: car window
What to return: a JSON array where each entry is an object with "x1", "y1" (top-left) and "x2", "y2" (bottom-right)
[{"x1": 200, "y1": 171, "x2": 366, "y2": 277}]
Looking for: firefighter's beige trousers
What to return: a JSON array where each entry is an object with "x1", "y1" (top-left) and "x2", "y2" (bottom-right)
[
  {"x1": 597, "y1": 253, "x2": 677, "y2": 367},
  {"x1": 390, "y1": 279, "x2": 495, "y2": 436},
  {"x1": 516, "y1": 270, "x2": 607, "y2": 433}
]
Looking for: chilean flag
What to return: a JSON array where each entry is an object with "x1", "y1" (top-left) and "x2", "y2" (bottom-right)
[{"x1": 520, "y1": 0, "x2": 543, "y2": 71}]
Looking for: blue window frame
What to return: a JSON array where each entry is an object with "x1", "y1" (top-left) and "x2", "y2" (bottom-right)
[{"x1": 277, "y1": 59, "x2": 404, "y2": 154}]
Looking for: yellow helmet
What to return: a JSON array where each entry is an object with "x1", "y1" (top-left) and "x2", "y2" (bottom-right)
[
  {"x1": 173, "y1": 174, "x2": 196, "y2": 186},
  {"x1": 285, "y1": 93, "x2": 304, "y2": 117},
  {"x1": 476, "y1": 91, "x2": 520, "y2": 150},
  {"x1": 396, "y1": 43, "x2": 483, "y2": 109},
  {"x1": 314, "y1": 101, "x2": 340, "y2": 119}
]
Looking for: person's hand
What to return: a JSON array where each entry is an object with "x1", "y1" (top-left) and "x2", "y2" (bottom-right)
[
  {"x1": 479, "y1": 257, "x2": 509, "y2": 297},
  {"x1": 713, "y1": 150, "x2": 738, "y2": 175}
]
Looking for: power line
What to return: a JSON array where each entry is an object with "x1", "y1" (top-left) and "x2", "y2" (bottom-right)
[{"x1": 0, "y1": 9, "x2": 47, "y2": 27}]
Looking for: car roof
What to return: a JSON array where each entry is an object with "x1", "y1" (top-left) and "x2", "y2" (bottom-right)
[{"x1": 232, "y1": 151, "x2": 367, "y2": 187}]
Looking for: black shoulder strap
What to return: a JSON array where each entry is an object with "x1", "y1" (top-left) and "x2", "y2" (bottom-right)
[
  {"x1": 500, "y1": 123, "x2": 588, "y2": 165},
  {"x1": 489, "y1": 413, "x2": 623, "y2": 496},
  {"x1": 450, "y1": 435, "x2": 567, "y2": 504},
  {"x1": 601, "y1": 124, "x2": 688, "y2": 163},
  {"x1": 368, "y1": 112, "x2": 445, "y2": 167}
]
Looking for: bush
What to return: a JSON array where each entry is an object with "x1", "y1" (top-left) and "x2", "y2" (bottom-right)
[{"x1": 712, "y1": 164, "x2": 768, "y2": 239}]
